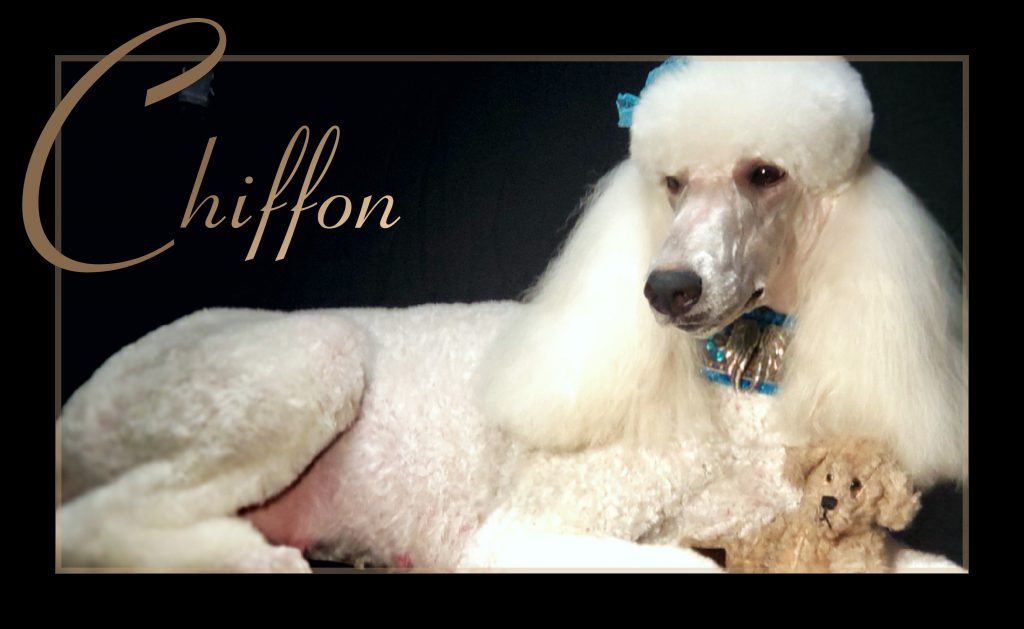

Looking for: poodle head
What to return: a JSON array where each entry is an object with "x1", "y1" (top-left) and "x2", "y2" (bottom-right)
[
  {"x1": 786, "y1": 439, "x2": 921, "y2": 540},
  {"x1": 630, "y1": 57, "x2": 873, "y2": 335}
]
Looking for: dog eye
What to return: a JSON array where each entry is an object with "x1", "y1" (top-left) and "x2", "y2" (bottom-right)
[
  {"x1": 748, "y1": 165, "x2": 786, "y2": 188},
  {"x1": 826, "y1": 473, "x2": 833, "y2": 483},
  {"x1": 850, "y1": 478, "x2": 862, "y2": 494},
  {"x1": 665, "y1": 176, "x2": 682, "y2": 194}
]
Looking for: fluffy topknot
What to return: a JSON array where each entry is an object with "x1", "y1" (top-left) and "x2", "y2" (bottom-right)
[{"x1": 630, "y1": 57, "x2": 873, "y2": 193}]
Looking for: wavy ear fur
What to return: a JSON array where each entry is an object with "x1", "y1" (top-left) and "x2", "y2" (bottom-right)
[
  {"x1": 782, "y1": 445, "x2": 830, "y2": 487},
  {"x1": 776, "y1": 160, "x2": 965, "y2": 487},
  {"x1": 875, "y1": 460, "x2": 922, "y2": 531},
  {"x1": 475, "y1": 161, "x2": 713, "y2": 451}
]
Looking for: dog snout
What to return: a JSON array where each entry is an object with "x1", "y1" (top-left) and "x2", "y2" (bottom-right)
[
  {"x1": 820, "y1": 496, "x2": 838, "y2": 511},
  {"x1": 644, "y1": 270, "x2": 703, "y2": 317}
]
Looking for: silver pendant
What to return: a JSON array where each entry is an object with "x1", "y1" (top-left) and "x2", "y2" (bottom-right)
[{"x1": 700, "y1": 309, "x2": 790, "y2": 394}]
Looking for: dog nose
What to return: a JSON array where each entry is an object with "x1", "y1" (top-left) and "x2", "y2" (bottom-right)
[
  {"x1": 644, "y1": 270, "x2": 703, "y2": 317},
  {"x1": 820, "y1": 496, "x2": 838, "y2": 511}
]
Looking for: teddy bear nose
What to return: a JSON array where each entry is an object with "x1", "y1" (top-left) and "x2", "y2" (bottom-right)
[{"x1": 820, "y1": 496, "x2": 838, "y2": 511}]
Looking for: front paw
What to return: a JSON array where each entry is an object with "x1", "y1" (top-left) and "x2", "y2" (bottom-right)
[{"x1": 234, "y1": 545, "x2": 312, "y2": 573}]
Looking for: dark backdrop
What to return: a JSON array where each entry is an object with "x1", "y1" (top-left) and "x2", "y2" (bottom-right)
[{"x1": 48, "y1": 54, "x2": 964, "y2": 565}]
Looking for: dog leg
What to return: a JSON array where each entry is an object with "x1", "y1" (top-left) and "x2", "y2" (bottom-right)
[
  {"x1": 457, "y1": 517, "x2": 722, "y2": 571},
  {"x1": 459, "y1": 531, "x2": 723, "y2": 571},
  {"x1": 58, "y1": 484, "x2": 310, "y2": 572},
  {"x1": 58, "y1": 309, "x2": 367, "y2": 570},
  {"x1": 886, "y1": 539, "x2": 965, "y2": 573}
]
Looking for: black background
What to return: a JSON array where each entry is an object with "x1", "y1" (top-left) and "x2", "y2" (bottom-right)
[{"x1": 23, "y1": 15, "x2": 967, "y2": 573}]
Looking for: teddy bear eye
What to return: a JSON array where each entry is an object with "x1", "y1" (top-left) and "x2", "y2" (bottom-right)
[
  {"x1": 850, "y1": 478, "x2": 862, "y2": 494},
  {"x1": 826, "y1": 473, "x2": 833, "y2": 483}
]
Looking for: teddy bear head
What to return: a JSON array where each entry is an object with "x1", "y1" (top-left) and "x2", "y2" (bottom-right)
[{"x1": 784, "y1": 438, "x2": 922, "y2": 541}]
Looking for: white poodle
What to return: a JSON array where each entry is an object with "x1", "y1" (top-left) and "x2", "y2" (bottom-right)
[{"x1": 58, "y1": 57, "x2": 964, "y2": 572}]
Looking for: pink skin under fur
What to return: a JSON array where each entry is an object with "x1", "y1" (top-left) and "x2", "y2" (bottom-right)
[{"x1": 240, "y1": 305, "x2": 518, "y2": 568}]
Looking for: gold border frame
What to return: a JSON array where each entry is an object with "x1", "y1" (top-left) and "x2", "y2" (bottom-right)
[{"x1": 52, "y1": 54, "x2": 970, "y2": 573}]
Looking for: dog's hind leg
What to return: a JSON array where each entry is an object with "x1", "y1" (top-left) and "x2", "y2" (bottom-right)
[
  {"x1": 58, "y1": 481, "x2": 311, "y2": 572},
  {"x1": 57, "y1": 309, "x2": 367, "y2": 571}
]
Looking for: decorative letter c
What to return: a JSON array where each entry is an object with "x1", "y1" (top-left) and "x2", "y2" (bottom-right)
[{"x1": 23, "y1": 18, "x2": 227, "y2": 272}]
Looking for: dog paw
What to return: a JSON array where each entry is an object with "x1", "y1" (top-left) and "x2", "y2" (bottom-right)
[{"x1": 234, "y1": 546, "x2": 312, "y2": 573}]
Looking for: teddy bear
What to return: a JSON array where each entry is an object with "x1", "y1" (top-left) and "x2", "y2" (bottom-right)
[{"x1": 712, "y1": 438, "x2": 922, "y2": 573}]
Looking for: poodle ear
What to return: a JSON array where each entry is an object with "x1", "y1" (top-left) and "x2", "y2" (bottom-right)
[
  {"x1": 782, "y1": 444, "x2": 830, "y2": 487},
  {"x1": 874, "y1": 460, "x2": 922, "y2": 531},
  {"x1": 474, "y1": 160, "x2": 713, "y2": 451},
  {"x1": 775, "y1": 160, "x2": 965, "y2": 488}
]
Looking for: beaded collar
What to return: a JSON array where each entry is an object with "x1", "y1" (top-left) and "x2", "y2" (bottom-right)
[{"x1": 699, "y1": 307, "x2": 792, "y2": 395}]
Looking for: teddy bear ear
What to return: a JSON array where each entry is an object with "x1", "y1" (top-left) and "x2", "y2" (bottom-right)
[
  {"x1": 783, "y1": 445, "x2": 830, "y2": 487},
  {"x1": 875, "y1": 460, "x2": 923, "y2": 531}
]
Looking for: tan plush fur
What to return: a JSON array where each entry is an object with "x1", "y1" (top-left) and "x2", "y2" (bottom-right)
[{"x1": 717, "y1": 438, "x2": 921, "y2": 573}]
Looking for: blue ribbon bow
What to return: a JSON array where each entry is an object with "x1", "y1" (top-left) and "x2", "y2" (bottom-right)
[{"x1": 616, "y1": 56, "x2": 690, "y2": 128}]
